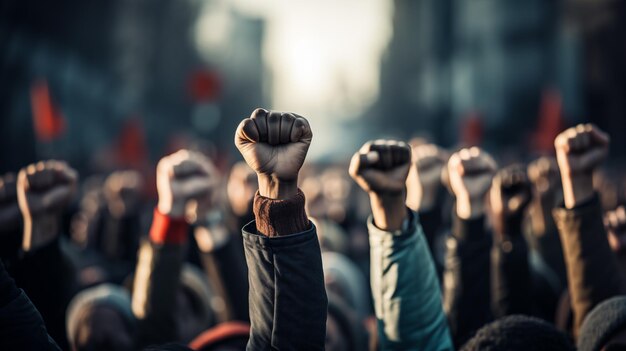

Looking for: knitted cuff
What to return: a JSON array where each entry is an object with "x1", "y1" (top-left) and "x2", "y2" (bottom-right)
[
  {"x1": 149, "y1": 208, "x2": 189, "y2": 245},
  {"x1": 253, "y1": 189, "x2": 310, "y2": 237}
]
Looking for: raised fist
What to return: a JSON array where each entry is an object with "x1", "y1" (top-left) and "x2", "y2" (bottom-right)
[
  {"x1": 448, "y1": 147, "x2": 497, "y2": 219},
  {"x1": 554, "y1": 124, "x2": 610, "y2": 208},
  {"x1": 156, "y1": 150, "x2": 217, "y2": 218},
  {"x1": 406, "y1": 144, "x2": 448, "y2": 211},
  {"x1": 104, "y1": 170, "x2": 144, "y2": 219},
  {"x1": 349, "y1": 140, "x2": 412, "y2": 196},
  {"x1": 0, "y1": 173, "x2": 21, "y2": 233},
  {"x1": 17, "y1": 160, "x2": 78, "y2": 251},
  {"x1": 489, "y1": 164, "x2": 532, "y2": 237},
  {"x1": 235, "y1": 108, "x2": 312, "y2": 199},
  {"x1": 605, "y1": 206, "x2": 626, "y2": 253},
  {"x1": 527, "y1": 157, "x2": 560, "y2": 195},
  {"x1": 349, "y1": 140, "x2": 411, "y2": 231}
]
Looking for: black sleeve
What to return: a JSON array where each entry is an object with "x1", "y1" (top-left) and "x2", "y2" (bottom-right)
[
  {"x1": 198, "y1": 233, "x2": 249, "y2": 322},
  {"x1": 491, "y1": 234, "x2": 532, "y2": 318},
  {"x1": 0, "y1": 260, "x2": 61, "y2": 350},
  {"x1": 443, "y1": 214, "x2": 492, "y2": 347},
  {"x1": 12, "y1": 238, "x2": 78, "y2": 350},
  {"x1": 242, "y1": 221, "x2": 327, "y2": 350}
]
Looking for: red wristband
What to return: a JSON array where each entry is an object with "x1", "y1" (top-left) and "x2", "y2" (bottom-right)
[{"x1": 149, "y1": 208, "x2": 189, "y2": 245}]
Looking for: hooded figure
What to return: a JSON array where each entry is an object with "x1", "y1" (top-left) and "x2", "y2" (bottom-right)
[
  {"x1": 461, "y1": 315, "x2": 574, "y2": 351},
  {"x1": 578, "y1": 296, "x2": 626, "y2": 351},
  {"x1": 66, "y1": 284, "x2": 135, "y2": 351}
]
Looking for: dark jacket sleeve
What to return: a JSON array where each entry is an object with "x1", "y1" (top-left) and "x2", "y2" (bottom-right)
[
  {"x1": 243, "y1": 223, "x2": 327, "y2": 350},
  {"x1": 132, "y1": 210, "x2": 187, "y2": 347},
  {"x1": 443, "y1": 214, "x2": 492, "y2": 347},
  {"x1": 553, "y1": 194, "x2": 624, "y2": 337},
  {"x1": 491, "y1": 232, "x2": 532, "y2": 318},
  {"x1": 0, "y1": 260, "x2": 61, "y2": 350},
  {"x1": 12, "y1": 238, "x2": 78, "y2": 350},
  {"x1": 197, "y1": 226, "x2": 249, "y2": 322}
]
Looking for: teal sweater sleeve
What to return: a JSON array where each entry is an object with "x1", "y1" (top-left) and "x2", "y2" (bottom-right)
[{"x1": 368, "y1": 210, "x2": 454, "y2": 351}]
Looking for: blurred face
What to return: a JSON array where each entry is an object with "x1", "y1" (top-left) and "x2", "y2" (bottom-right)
[{"x1": 74, "y1": 305, "x2": 133, "y2": 351}]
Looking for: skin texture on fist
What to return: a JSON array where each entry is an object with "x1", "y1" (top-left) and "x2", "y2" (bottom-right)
[
  {"x1": 448, "y1": 147, "x2": 497, "y2": 219},
  {"x1": 406, "y1": 144, "x2": 449, "y2": 212},
  {"x1": 349, "y1": 140, "x2": 412, "y2": 231},
  {"x1": 156, "y1": 150, "x2": 217, "y2": 218},
  {"x1": 554, "y1": 124, "x2": 610, "y2": 209},
  {"x1": 235, "y1": 108, "x2": 312, "y2": 200},
  {"x1": 489, "y1": 164, "x2": 532, "y2": 238},
  {"x1": 17, "y1": 160, "x2": 78, "y2": 251}
]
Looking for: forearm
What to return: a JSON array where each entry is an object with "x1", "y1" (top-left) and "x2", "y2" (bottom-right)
[
  {"x1": 443, "y1": 214, "x2": 492, "y2": 347},
  {"x1": 132, "y1": 210, "x2": 187, "y2": 346},
  {"x1": 369, "y1": 210, "x2": 453, "y2": 350},
  {"x1": 553, "y1": 194, "x2": 624, "y2": 336},
  {"x1": 491, "y1": 234, "x2": 532, "y2": 318},
  {"x1": 245, "y1": 190, "x2": 327, "y2": 350}
]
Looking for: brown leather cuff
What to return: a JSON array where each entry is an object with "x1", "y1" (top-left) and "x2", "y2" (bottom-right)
[{"x1": 253, "y1": 189, "x2": 310, "y2": 237}]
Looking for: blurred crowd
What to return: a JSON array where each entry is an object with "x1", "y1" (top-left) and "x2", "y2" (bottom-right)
[{"x1": 1, "y1": 108, "x2": 626, "y2": 351}]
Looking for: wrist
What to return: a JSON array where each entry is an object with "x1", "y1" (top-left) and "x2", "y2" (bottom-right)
[
  {"x1": 23, "y1": 214, "x2": 59, "y2": 252},
  {"x1": 158, "y1": 199, "x2": 186, "y2": 218},
  {"x1": 456, "y1": 195, "x2": 485, "y2": 219},
  {"x1": 370, "y1": 191, "x2": 407, "y2": 232},
  {"x1": 562, "y1": 173, "x2": 594, "y2": 209},
  {"x1": 418, "y1": 187, "x2": 438, "y2": 211},
  {"x1": 257, "y1": 174, "x2": 297, "y2": 200}
]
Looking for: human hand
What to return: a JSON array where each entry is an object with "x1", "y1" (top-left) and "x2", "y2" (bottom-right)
[
  {"x1": 448, "y1": 147, "x2": 497, "y2": 219},
  {"x1": 406, "y1": 144, "x2": 448, "y2": 212}
]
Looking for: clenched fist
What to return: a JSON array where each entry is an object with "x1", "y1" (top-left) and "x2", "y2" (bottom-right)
[
  {"x1": 17, "y1": 160, "x2": 78, "y2": 251},
  {"x1": 349, "y1": 140, "x2": 411, "y2": 231},
  {"x1": 554, "y1": 124, "x2": 610, "y2": 208},
  {"x1": 156, "y1": 150, "x2": 217, "y2": 218},
  {"x1": 406, "y1": 144, "x2": 448, "y2": 212},
  {"x1": 489, "y1": 164, "x2": 532, "y2": 238},
  {"x1": 104, "y1": 170, "x2": 144, "y2": 219},
  {"x1": 235, "y1": 108, "x2": 312, "y2": 199},
  {"x1": 448, "y1": 147, "x2": 497, "y2": 219}
]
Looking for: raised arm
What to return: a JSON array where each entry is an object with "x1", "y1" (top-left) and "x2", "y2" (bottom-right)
[
  {"x1": 235, "y1": 108, "x2": 327, "y2": 350},
  {"x1": 489, "y1": 164, "x2": 532, "y2": 318},
  {"x1": 443, "y1": 147, "x2": 495, "y2": 346},
  {"x1": 406, "y1": 143, "x2": 449, "y2": 260},
  {"x1": 13, "y1": 160, "x2": 78, "y2": 349},
  {"x1": 349, "y1": 139, "x2": 453, "y2": 350},
  {"x1": 132, "y1": 150, "x2": 215, "y2": 346},
  {"x1": 552, "y1": 124, "x2": 623, "y2": 337}
]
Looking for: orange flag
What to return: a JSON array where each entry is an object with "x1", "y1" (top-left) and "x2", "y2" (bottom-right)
[
  {"x1": 30, "y1": 80, "x2": 66, "y2": 142},
  {"x1": 532, "y1": 89, "x2": 564, "y2": 154},
  {"x1": 115, "y1": 118, "x2": 149, "y2": 168},
  {"x1": 460, "y1": 111, "x2": 484, "y2": 147}
]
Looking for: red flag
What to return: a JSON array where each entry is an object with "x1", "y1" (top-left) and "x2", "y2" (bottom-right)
[
  {"x1": 188, "y1": 69, "x2": 221, "y2": 102},
  {"x1": 460, "y1": 111, "x2": 484, "y2": 147},
  {"x1": 115, "y1": 118, "x2": 149, "y2": 168},
  {"x1": 30, "y1": 80, "x2": 66, "y2": 142},
  {"x1": 532, "y1": 88, "x2": 564, "y2": 153}
]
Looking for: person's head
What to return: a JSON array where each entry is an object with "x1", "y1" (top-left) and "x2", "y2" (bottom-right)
[
  {"x1": 66, "y1": 284, "x2": 135, "y2": 351},
  {"x1": 462, "y1": 315, "x2": 574, "y2": 351},
  {"x1": 579, "y1": 296, "x2": 626, "y2": 351},
  {"x1": 188, "y1": 322, "x2": 250, "y2": 351}
]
